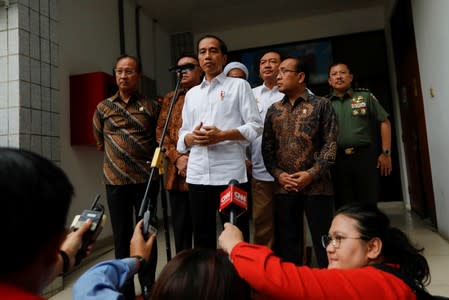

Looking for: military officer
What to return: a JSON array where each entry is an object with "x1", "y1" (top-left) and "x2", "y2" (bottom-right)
[{"x1": 327, "y1": 62, "x2": 392, "y2": 208}]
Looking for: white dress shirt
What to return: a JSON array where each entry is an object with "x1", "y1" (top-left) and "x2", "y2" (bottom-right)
[
  {"x1": 177, "y1": 72, "x2": 263, "y2": 185},
  {"x1": 251, "y1": 84, "x2": 284, "y2": 181}
]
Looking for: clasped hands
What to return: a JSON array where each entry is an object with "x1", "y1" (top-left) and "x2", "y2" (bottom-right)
[
  {"x1": 185, "y1": 122, "x2": 223, "y2": 147},
  {"x1": 278, "y1": 171, "x2": 313, "y2": 192}
]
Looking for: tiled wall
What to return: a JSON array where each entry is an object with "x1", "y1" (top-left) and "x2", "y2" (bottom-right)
[{"x1": 0, "y1": 0, "x2": 59, "y2": 162}]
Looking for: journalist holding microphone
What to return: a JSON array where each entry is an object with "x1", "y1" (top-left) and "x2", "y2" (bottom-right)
[
  {"x1": 0, "y1": 148, "x2": 96, "y2": 299},
  {"x1": 218, "y1": 203, "x2": 433, "y2": 300}
]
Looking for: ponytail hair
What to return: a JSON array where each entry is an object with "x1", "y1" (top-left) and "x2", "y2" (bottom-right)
[{"x1": 336, "y1": 203, "x2": 430, "y2": 288}]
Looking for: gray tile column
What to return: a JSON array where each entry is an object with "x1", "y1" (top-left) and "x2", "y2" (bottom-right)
[{"x1": 0, "y1": 0, "x2": 59, "y2": 163}]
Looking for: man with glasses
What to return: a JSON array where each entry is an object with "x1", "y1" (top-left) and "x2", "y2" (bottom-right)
[
  {"x1": 156, "y1": 54, "x2": 203, "y2": 254},
  {"x1": 93, "y1": 54, "x2": 159, "y2": 299},
  {"x1": 262, "y1": 56, "x2": 337, "y2": 267}
]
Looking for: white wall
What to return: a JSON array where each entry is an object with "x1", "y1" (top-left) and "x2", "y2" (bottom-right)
[
  {"x1": 195, "y1": 6, "x2": 384, "y2": 51},
  {"x1": 59, "y1": 0, "x2": 171, "y2": 243},
  {"x1": 124, "y1": 0, "x2": 137, "y2": 57},
  {"x1": 412, "y1": 0, "x2": 449, "y2": 238},
  {"x1": 139, "y1": 12, "x2": 172, "y2": 97}
]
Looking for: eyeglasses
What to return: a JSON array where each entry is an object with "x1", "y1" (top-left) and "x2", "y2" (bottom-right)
[
  {"x1": 321, "y1": 234, "x2": 366, "y2": 249},
  {"x1": 178, "y1": 64, "x2": 198, "y2": 72},
  {"x1": 114, "y1": 68, "x2": 137, "y2": 75},
  {"x1": 278, "y1": 68, "x2": 299, "y2": 76}
]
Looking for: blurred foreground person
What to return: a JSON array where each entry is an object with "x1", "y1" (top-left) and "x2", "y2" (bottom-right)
[
  {"x1": 151, "y1": 248, "x2": 250, "y2": 300},
  {"x1": 0, "y1": 148, "x2": 94, "y2": 299},
  {"x1": 219, "y1": 203, "x2": 431, "y2": 300},
  {"x1": 73, "y1": 220, "x2": 155, "y2": 300},
  {"x1": 74, "y1": 237, "x2": 250, "y2": 300}
]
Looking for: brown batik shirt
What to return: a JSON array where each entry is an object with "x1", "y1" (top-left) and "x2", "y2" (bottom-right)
[
  {"x1": 262, "y1": 90, "x2": 337, "y2": 195},
  {"x1": 156, "y1": 89, "x2": 189, "y2": 192},
  {"x1": 93, "y1": 91, "x2": 159, "y2": 185}
]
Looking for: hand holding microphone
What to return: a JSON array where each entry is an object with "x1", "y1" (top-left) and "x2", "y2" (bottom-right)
[
  {"x1": 219, "y1": 179, "x2": 248, "y2": 225},
  {"x1": 218, "y1": 222, "x2": 244, "y2": 255}
]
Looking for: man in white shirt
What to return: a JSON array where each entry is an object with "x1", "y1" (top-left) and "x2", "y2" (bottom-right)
[
  {"x1": 177, "y1": 35, "x2": 263, "y2": 249},
  {"x1": 251, "y1": 50, "x2": 284, "y2": 249}
]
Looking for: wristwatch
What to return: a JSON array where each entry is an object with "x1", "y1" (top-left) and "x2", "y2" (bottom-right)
[
  {"x1": 382, "y1": 149, "x2": 391, "y2": 156},
  {"x1": 132, "y1": 255, "x2": 147, "y2": 272}
]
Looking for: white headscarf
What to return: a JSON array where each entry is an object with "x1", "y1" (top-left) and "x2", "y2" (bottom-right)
[{"x1": 223, "y1": 62, "x2": 249, "y2": 80}]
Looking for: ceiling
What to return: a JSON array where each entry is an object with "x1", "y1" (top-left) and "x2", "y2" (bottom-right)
[{"x1": 137, "y1": 0, "x2": 384, "y2": 33}]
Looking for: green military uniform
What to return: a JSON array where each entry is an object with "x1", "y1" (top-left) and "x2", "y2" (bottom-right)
[{"x1": 328, "y1": 88, "x2": 389, "y2": 207}]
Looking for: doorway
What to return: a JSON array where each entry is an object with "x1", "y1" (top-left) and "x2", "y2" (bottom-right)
[{"x1": 390, "y1": 0, "x2": 436, "y2": 226}]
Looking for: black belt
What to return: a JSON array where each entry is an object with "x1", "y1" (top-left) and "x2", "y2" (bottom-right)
[{"x1": 337, "y1": 145, "x2": 369, "y2": 156}]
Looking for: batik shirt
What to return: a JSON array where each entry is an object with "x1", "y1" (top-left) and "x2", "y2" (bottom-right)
[
  {"x1": 262, "y1": 90, "x2": 337, "y2": 195},
  {"x1": 93, "y1": 92, "x2": 159, "y2": 185}
]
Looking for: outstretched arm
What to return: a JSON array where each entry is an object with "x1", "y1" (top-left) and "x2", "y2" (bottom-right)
[{"x1": 73, "y1": 220, "x2": 156, "y2": 300}]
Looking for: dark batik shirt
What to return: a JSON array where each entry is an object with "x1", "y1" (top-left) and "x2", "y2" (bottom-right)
[
  {"x1": 93, "y1": 92, "x2": 159, "y2": 185},
  {"x1": 262, "y1": 90, "x2": 337, "y2": 195}
]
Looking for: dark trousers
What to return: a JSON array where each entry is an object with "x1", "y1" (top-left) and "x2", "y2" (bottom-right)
[
  {"x1": 106, "y1": 183, "x2": 159, "y2": 299},
  {"x1": 332, "y1": 145, "x2": 379, "y2": 208},
  {"x1": 168, "y1": 190, "x2": 192, "y2": 253},
  {"x1": 274, "y1": 193, "x2": 334, "y2": 268},
  {"x1": 188, "y1": 183, "x2": 250, "y2": 249}
]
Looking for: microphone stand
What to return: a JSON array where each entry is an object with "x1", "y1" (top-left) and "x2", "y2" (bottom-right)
[{"x1": 138, "y1": 71, "x2": 185, "y2": 261}]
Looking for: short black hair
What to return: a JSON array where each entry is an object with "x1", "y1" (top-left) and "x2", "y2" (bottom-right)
[
  {"x1": 196, "y1": 35, "x2": 228, "y2": 55},
  {"x1": 176, "y1": 53, "x2": 199, "y2": 64},
  {"x1": 284, "y1": 55, "x2": 310, "y2": 85},
  {"x1": 115, "y1": 54, "x2": 142, "y2": 73},
  {"x1": 328, "y1": 62, "x2": 352, "y2": 75},
  {"x1": 258, "y1": 49, "x2": 283, "y2": 62},
  {"x1": 0, "y1": 148, "x2": 74, "y2": 275},
  {"x1": 151, "y1": 249, "x2": 250, "y2": 300}
]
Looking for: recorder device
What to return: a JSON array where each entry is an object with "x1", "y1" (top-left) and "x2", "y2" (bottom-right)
[{"x1": 70, "y1": 194, "x2": 106, "y2": 266}]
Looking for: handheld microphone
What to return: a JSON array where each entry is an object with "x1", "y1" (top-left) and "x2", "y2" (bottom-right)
[
  {"x1": 219, "y1": 179, "x2": 248, "y2": 225},
  {"x1": 168, "y1": 63, "x2": 197, "y2": 73}
]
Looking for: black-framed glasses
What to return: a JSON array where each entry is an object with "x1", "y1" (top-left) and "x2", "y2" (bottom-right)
[
  {"x1": 321, "y1": 234, "x2": 366, "y2": 249},
  {"x1": 178, "y1": 63, "x2": 199, "y2": 72},
  {"x1": 278, "y1": 68, "x2": 299, "y2": 76}
]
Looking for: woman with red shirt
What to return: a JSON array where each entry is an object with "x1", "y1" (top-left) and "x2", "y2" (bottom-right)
[{"x1": 219, "y1": 204, "x2": 430, "y2": 300}]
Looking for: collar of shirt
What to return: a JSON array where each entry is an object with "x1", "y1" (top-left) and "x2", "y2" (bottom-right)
[
  {"x1": 109, "y1": 91, "x2": 141, "y2": 103},
  {"x1": 329, "y1": 88, "x2": 353, "y2": 100},
  {"x1": 261, "y1": 82, "x2": 279, "y2": 92},
  {"x1": 200, "y1": 72, "x2": 227, "y2": 89},
  {"x1": 281, "y1": 89, "x2": 310, "y2": 107}
]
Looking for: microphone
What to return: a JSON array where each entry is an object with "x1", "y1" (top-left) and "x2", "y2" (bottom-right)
[
  {"x1": 219, "y1": 179, "x2": 248, "y2": 225},
  {"x1": 168, "y1": 63, "x2": 197, "y2": 73}
]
